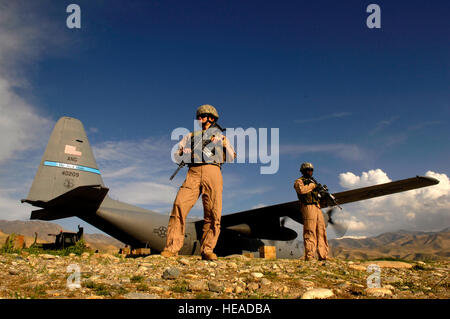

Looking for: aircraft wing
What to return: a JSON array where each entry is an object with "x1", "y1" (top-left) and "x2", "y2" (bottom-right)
[
  {"x1": 218, "y1": 176, "x2": 439, "y2": 241},
  {"x1": 328, "y1": 175, "x2": 439, "y2": 207}
]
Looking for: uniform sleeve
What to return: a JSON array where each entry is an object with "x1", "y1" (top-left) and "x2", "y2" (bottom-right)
[
  {"x1": 174, "y1": 133, "x2": 192, "y2": 161},
  {"x1": 223, "y1": 136, "x2": 236, "y2": 162},
  {"x1": 294, "y1": 178, "x2": 316, "y2": 194}
]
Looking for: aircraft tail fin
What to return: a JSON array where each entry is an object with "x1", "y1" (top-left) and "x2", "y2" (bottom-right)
[{"x1": 22, "y1": 117, "x2": 106, "y2": 217}]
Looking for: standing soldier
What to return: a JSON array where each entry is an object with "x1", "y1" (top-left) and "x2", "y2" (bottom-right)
[
  {"x1": 161, "y1": 104, "x2": 236, "y2": 260},
  {"x1": 294, "y1": 162, "x2": 329, "y2": 261}
]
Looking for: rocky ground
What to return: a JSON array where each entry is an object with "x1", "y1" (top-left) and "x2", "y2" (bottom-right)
[{"x1": 0, "y1": 251, "x2": 448, "y2": 299}]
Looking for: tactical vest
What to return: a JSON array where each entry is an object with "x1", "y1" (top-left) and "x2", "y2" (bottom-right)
[
  {"x1": 188, "y1": 130, "x2": 223, "y2": 168},
  {"x1": 297, "y1": 176, "x2": 320, "y2": 206}
]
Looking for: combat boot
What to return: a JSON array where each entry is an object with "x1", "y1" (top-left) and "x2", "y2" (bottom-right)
[
  {"x1": 201, "y1": 252, "x2": 218, "y2": 261},
  {"x1": 161, "y1": 250, "x2": 178, "y2": 258}
]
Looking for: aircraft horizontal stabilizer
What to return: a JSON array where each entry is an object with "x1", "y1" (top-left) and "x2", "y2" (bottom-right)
[{"x1": 22, "y1": 185, "x2": 109, "y2": 221}]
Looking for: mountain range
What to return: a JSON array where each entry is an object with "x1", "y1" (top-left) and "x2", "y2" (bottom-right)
[
  {"x1": 329, "y1": 227, "x2": 450, "y2": 260},
  {"x1": 0, "y1": 220, "x2": 448, "y2": 260},
  {"x1": 0, "y1": 220, "x2": 124, "y2": 253}
]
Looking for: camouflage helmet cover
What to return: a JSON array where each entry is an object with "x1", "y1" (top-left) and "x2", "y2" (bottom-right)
[
  {"x1": 196, "y1": 104, "x2": 219, "y2": 120},
  {"x1": 300, "y1": 162, "x2": 314, "y2": 172}
]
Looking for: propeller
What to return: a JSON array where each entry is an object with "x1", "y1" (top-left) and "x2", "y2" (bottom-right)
[{"x1": 325, "y1": 207, "x2": 349, "y2": 238}]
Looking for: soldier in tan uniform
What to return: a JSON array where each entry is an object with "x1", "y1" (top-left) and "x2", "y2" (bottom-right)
[
  {"x1": 294, "y1": 162, "x2": 329, "y2": 261},
  {"x1": 161, "y1": 105, "x2": 236, "y2": 260}
]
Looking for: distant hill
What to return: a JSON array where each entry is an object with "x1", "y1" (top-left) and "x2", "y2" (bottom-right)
[
  {"x1": 329, "y1": 227, "x2": 450, "y2": 261},
  {"x1": 0, "y1": 220, "x2": 62, "y2": 242},
  {"x1": 0, "y1": 220, "x2": 124, "y2": 253},
  {"x1": 1, "y1": 219, "x2": 449, "y2": 259}
]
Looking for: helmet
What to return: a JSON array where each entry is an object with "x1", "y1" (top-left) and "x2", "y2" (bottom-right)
[
  {"x1": 196, "y1": 104, "x2": 219, "y2": 120},
  {"x1": 300, "y1": 162, "x2": 314, "y2": 173}
]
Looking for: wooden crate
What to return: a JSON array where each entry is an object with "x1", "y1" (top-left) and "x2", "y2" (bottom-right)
[
  {"x1": 259, "y1": 246, "x2": 276, "y2": 259},
  {"x1": 133, "y1": 248, "x2": 151, "y2": 255}
]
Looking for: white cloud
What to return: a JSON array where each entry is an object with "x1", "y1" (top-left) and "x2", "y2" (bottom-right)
[
  {"x1": 0, "y1": 1, "x2": 58, "y2": 221},
  {"x1": 91, "y1": 137, "x2": 180, "y2": 211},
  {"x1": 0, "y1": 1, "x2": 55, "y2": 164},
  {"x1": 337, "y1": 169, "x2": 450, "y2": 236},
  {"x1": 346, "y1": 216, "x2": 368, "y2": 232},
  {"x1": 251, "y1": 203, "x2": 267, "y2": 209},
  {"x1": 109, "y1": 181, "x2": 178, "y2": 206},
  {"x1": 339, "y1": 169, "x2": 391, "y2": 188},
  {"x1": 0, "y1": 78, "x2": 52, "y2": 163}
]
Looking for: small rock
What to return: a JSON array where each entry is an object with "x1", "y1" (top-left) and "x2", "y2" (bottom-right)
[
  {"x1": 260, "y1": 278, "x2": 271, "y2": 286},
  {"x1": 383, "y1": 284, "x2": 395, "y2": 290},
  {"x1": 124, "y1": 292, "x2": 160, "y2": 299},
  {"x1": 68, "y1": 253, "x2": 76, "y2": 257},
  {"x1": 162, "y1": 267, "x2": 180, "y2": 280},
  {"x1": 208, "y1": 281, "x2": 224, "y2": 293},
  {"x1": 247, "y1": 282, "x2": 259, "y2": 291},
  {"x1": 363, "y1": 261, "x2": 413, "y2": 269},
  {"x1": 45, "y1": 290, "x2": 61, "y2": 296},
  {"x1": 251, "y1": 272, "x2": 264, "y2": 279},
  {"x1": 228, "y1": 262, "x2": 238, "y2": 269},
  {"x1": 301, "y1": 288, "x2": 334, "y2": 299},
  {"x1": 337, "y1": 282, "x2": 350, "y2": 289},
  {"x1": 189, "y1": 280, "x2": 208, "y2": 291},
  {"x1": 384, "y1": 276, "x2": 402, "y2": 284},
  {"x1": 99, "y1": 254, "x2": 120, "y2": 262},
  {"x1": 41, "y1": 254, "x2": 57, "y2": 260},
  {"x1": 352, "y1": 283, "x2": 365, "y2": 288},
  {"x1": 297, "y1": 280, "x2": 315, "y2": 288},
  {"x1": 349, "y1": 264, "x2": 366, "y2": 271},
  {"x1": 148, "y1": 286, "x2": 165, "y2": 293},
  {"x1": 401, "y1": 286, "x2": 410, "y2": 290},
  {"x1": 81, "y1": 252, "x2": 90, "y2": 259},
  {"x1": 234, "y1": 286, "x2": 244, "y2": 294},
  {"x1": 185, "y1": 274, "x2": 199, "y2": 280},
  {"x1": 365, "y1": 287, "x2": 393, "y2": 297},
  {"x1": 224, "y1": 287, "x2": 233, "y2": 293},
  {"x1": 9, "y1": 269, "x2": 19, "y2": 275},
  {"x1": 178, "y1": 258, "x2": 190, "y2": 266}
]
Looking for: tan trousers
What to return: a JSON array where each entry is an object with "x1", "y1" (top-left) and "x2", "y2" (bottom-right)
[
  {"x1": 165, "y1": 164, "x2": 223, "y2": 254},
  {"x1": 301, "y1": 204, "x2": 329, "y2": 260}
]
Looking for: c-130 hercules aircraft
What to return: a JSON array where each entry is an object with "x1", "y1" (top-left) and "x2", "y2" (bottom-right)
[{"x1": 21, "y1": 117, "x2": 439, "y2": 258}]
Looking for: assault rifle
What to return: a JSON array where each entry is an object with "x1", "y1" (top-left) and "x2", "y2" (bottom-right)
[
  {"x1": 308, "y1": 176, "x2": 342, "y2": 210},
  {"x1": 169, "y1": 123, "x2": 225, "y2": 180}
]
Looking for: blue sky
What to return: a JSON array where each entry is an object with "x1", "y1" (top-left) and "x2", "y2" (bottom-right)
[{"x1": 1, "y1": 0, "x2": 449, "y2": 238}]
